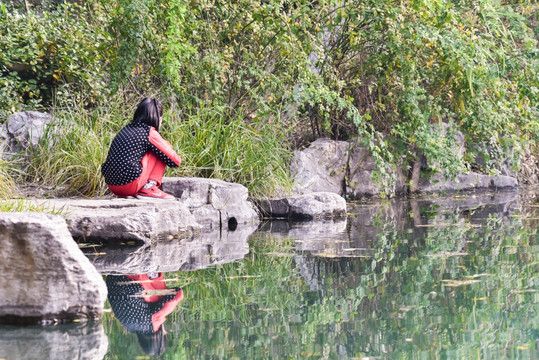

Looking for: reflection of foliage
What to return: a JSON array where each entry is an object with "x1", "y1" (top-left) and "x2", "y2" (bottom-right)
[{"x1": 102, "y1": 201, "x2": 538, "y2": 359}]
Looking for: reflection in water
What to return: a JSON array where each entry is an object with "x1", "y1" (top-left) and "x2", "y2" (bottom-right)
[
  {"x1": 100, "y1": 190, "x2": 537, "y2": 359},
  {"x1": 106, "y1": 273, "x2": 183, "y2": 356}
]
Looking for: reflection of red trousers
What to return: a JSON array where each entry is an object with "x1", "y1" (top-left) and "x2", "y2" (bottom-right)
[{"x1": 107, "y1": 152, "x2": 166, "y2": 197}]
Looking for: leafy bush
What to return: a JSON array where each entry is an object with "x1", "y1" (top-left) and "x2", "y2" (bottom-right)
[
  {"x1": 0, "y1": 2, "x2": 109, "y2": 119},
  {"x1": 314, "y1": 0, "x2": 538, "y2": 176},
  {"x1": 1, "y1": 0, "x2": 537, "y2": 196},
  {"x1": 24, "y1": 96, "x2": 126, "y2": 196}
]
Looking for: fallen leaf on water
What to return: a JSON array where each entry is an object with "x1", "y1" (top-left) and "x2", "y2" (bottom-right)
[
  {"x1": 442, "y1": 279, "x2": 481, "y2": 287},
  {"x1": 78, "y1": 243, "x2": 100, "y2": 248},
  {"x1": 464, "y1": 273, "x2": 493, "y2": 279},
  {"x1": 316, "y1": 253, "x2": 339, "y2": 258},
  {"x1": 415, "y1": 223, "x2": 454, "y2": 227},
  {"x1": 426, "y1": 252, "x2": 468, "y2": 258},
  {"x1": 511, "y1": 289, "x2": 537, "y2": 294}
]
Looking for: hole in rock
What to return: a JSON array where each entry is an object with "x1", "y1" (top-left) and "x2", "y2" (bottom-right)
[{"x1": 228, "y1": 217, "x2": 238, "y2": 231}]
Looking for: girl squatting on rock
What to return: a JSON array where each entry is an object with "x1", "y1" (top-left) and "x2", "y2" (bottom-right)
[{"x1": 102, "y1": 98, "x2": 180, "y2": 199}]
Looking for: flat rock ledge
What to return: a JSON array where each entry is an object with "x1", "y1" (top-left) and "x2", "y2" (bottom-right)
[
  {"x1": 0, "y1": 213, "x2": 107, "y2": 325},
  {"x1": 39, "y1": 197, "x2": 201, "y2": 245},
  {"x1": 419, "y1": 172, "x2": 519, "y2": 194},
  {"x1": 36, "y1": 177, "x2": 262, "y2": 245},
  {"x1": 255, "y1": 192, "x2": 347, "y2": 220}
]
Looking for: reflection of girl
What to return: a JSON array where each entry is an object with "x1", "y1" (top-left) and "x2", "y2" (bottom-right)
[
  {"x1": 106, "y1": 273, "x2": 184, "y2": 356},
  {"x1": 101, "y1": 98, "x2": 181, "y2": 199}
]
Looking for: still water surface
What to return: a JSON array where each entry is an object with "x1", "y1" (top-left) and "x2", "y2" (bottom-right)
[
  {"x1": 0, "y1": 190, "x2": 536, "y2": 359},
  {"x1": 101, "y1": 190, "x2": 538, "y2": 359}
]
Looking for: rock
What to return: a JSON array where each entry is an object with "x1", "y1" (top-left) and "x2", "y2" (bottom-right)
[
  {"x1": 35, "y1": 197, "x2": 200, "y2": 245},
  {"x1": 345, "y1": 141, "x2": 385, "y2": 198},
  {"x1": 346, "y1": 169, "x2": 382, "y2": 198},
  {"x1": 491, "y1": 175, "x2": 518, "y2": 189},
  {"x1": 0, "y1": 111, "x2": 52, "y2": 157},
  {"x1": 257, "y1": 192, "x2": 347, "y2": 220},
  {"x1": 419, "y1": 172, "x2": 518, "y2": 194},
  {"x1": 82, "y1": 224, "x2": 255, "y2": 275},
  {"x1": 255, "y1": 197, "x2": 290, "y2": 218},
  {"x1": 0, "y1": 213, "x2": 107, "y2": 324},
  {"x1": 162, "y1": 177, "x2": 260, "y2": 231},
  {"x1": 288, "y1": 192, "x2": 347, "y2": 220},
  {"x1": 290, "y1": 138, "x2": 349, "y2": 195},
  {"x1": 0, "y1": 322, "x2": 108, "y2": 360},
  {"x1": 419, "y1": 172, "x2": 491, "y2": 193}
]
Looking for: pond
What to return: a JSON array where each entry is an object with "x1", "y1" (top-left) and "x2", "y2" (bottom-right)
[{"x1": 1, "y1": 190, "x2": 538, "y2": 359}]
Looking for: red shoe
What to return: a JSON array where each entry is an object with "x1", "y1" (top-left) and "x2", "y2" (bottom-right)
[{"x1": 136, "y1": 185, "x2": 175, "y2": 200}]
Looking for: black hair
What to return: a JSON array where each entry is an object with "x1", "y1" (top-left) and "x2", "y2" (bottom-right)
[
  {"x1": 136, "y1": 326, "x2": 167, "y2": 356},
  {"x1": 132, "y1": 97, "x2": 163, "y2": 131}
]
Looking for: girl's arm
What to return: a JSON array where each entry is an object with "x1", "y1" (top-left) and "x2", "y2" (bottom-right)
[{"x1": 148, "y1": 127, "x2": 181, "y2": 168}]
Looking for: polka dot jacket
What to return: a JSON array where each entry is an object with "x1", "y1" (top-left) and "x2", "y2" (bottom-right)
[
  {"x1": 101, "y1": 123, "x2": 181, "y2": 186},
  {"x1": 106, "y1": 275, "x2": 183, "y2": 334}
]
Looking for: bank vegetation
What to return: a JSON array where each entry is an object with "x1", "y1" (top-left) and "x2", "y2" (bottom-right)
[{"x1": 0, "y1": 0, "x2": 537, "y2": 197}]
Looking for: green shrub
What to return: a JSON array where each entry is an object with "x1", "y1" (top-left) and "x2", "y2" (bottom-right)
[
  {"x1": 164, "y1": 105, "x2": 293, "y2": 197},
  {"x1": 0, "y1": 2, "x2": 109, "y2": 119},
  {"x1": 2, "y1": 0, "x2": 537, "y2": 196}
]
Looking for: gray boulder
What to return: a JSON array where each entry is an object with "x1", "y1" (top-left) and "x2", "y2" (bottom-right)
[
  {"x1": 0, "y1": 213, "x2": 107, "y2": 324},
  {"x1": 491, "y1": 175, "x2": 518, "y2": 189},
  {"x1": 256, "y1": 192, "x2": 347, "y2": 220},
  {"x1": 0, "y1": 322, "x2": 108, "y2": 360},
  {"x1": 290, "y1": 138, "x2": 349, "y2": 195},
  {"x1": 419, "y1": 172, "x2": 518, "y2": 194},
  {"x1": 0, "y1": 111, "x2": 52, "y2": 157},
  {"x1": 162, "y1": 177, "x2": 260, "y2": 231}
]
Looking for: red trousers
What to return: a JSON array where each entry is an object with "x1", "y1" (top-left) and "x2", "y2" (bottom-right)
[{"x1": 107, "y1": 152, "x2": 166, "y2": 197}]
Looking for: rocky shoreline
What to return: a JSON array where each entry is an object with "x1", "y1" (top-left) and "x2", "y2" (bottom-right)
[{"x1": 0, "y1": 110, "x2": 534, "y2": 325}]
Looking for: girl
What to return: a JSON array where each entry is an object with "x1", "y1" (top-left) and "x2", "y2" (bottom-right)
[{"x1": 102, "y1": 97, "x2": 181, "y2": 199}]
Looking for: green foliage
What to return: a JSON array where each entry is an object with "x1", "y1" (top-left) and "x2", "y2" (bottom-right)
[
  {"x1": 1, "y1": 0, "x2": 537, "y2": 195},
  {"x1": 164, "y1": 106, "x2": 293, "y2": 197},
  {"x1": 0, "y1": 199, "x2": 66, "y2": 214},
  {"x1": 310, "y1": 0, "x2": 538, "y2": 177},
  {"x1": 0, "y1": 1, "x2": 109, "y2": 119},
  {"x1": 23, "y1": 95, "x2": 291, "y2": 197},
  {"x1": 0, "y1": 158, "x2": 17, "y2": 199},
  {"x1": 24, "y1": 96, "x2": 126, "y2": 196}
]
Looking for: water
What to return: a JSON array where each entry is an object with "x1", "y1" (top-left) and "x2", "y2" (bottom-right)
[{"x1": 2, "y1": 190, "x2": 538, "y2": 359}]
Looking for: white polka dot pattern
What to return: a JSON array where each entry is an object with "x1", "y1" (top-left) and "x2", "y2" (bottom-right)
[{"x1": 102, "y1": 123, "x2": 180, "y2": 186}]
